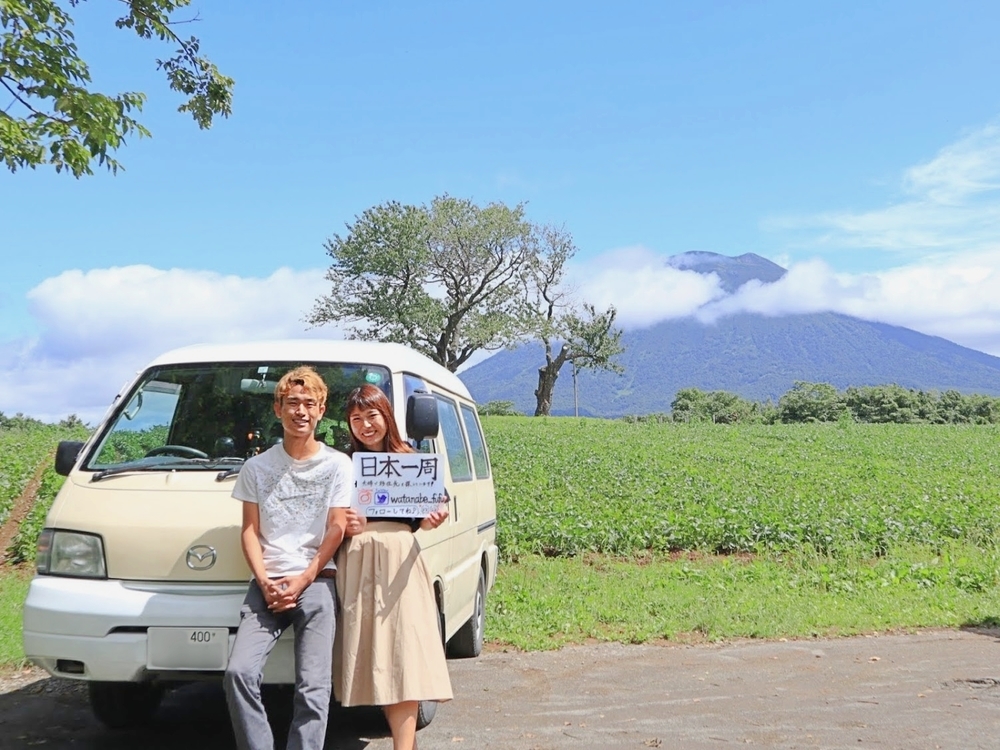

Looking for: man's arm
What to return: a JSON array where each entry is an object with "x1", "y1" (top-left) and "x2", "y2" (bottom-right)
[
  {"x1": 240, "y1": 502, "x2": 268, "y2": 586},
  {"x1": 269, "y1": 507, "x2": 347, "y2": 612},
  {"x1": 241, "y1": 502, "x2": 284, "y2": 608},
  {"x1": 306, "y1": 507, "x2": 347, "y2": 580}
]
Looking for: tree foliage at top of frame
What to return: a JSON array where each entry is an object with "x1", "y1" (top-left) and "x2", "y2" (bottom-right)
[{"x1": 0, "y1": 0, "x2": 233, "y2": 176}]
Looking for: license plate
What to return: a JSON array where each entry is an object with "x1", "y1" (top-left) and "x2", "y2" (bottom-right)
[{"x1": 147, "y1": 627, "x2": 230, "y2": 670}]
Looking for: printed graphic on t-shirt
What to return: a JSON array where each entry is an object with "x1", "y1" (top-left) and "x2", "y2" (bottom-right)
[{"x1": 259, "y1": 464, "x2": 331, "y2": 534}]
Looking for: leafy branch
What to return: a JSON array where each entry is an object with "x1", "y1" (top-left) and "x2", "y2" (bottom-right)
[{"x1": 0, "y1": 0, "x2": 233, "y2": 176}]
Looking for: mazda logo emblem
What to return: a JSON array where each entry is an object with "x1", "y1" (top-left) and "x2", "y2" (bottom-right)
[{"x1": 186, "y1": 545, "x2": 217, "y2": 571}]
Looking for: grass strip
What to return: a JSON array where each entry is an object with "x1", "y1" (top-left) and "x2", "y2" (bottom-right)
[
  {"x1": 486, "y1": 544, "x2": 1000, "y2": 650},
  {"x1": 0, "y1": 568, "x2": 30, "y2": 668},
  {"x1": 3, "y1": 544, "x2": 999, "y2": 666}
]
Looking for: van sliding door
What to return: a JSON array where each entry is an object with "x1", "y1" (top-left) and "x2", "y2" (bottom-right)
[{"x1": 433, "y1": 394, "x2": 479, "y2": 634}]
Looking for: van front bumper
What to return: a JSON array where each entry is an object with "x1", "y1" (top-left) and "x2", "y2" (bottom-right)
[{"x1": 22, "y1": 576, "x2": 296, "y2": 683}]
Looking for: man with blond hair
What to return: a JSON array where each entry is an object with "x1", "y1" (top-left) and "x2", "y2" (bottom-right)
[{"x1": 224, "y1": 365, "x2": 352, "y2": 750}]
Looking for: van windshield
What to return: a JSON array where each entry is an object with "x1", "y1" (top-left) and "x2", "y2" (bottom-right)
[{"x1": 85, "y1": 361, "x2": 391, "y2": 471}]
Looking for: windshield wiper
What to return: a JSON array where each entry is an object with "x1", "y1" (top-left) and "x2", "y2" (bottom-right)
[
  {"x1": 91, "y1": 457, "x2": 246, "y2": 483},
  {"x1": 214, "y1": 457, "x2": 244, "y2": 481},
  {"x1": 90, "y1": 465, "x2": 179, "y2": 482},
  {"x1": 216, "y1": 466, "x2": 243, "y2": 481}
]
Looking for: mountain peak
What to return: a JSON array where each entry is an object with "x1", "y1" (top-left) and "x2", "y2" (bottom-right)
[
  {"x1": 460, "y1": 311, "x2": 1000, "y2": 417},
  {"x1": 666, "y1": 252, "x2": 787, "y2": 293}
]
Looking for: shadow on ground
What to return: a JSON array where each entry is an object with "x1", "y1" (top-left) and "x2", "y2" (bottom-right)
[
  {"x1": 0, "y1": 678, "x2": 388, "y2": 750},
  {"x1": 961, "y1": 619, "x2": 1000, "y2": 638}
]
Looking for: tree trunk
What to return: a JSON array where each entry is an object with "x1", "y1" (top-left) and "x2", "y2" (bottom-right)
[
  {"x1": 534, "y1": 363, "x2": 559, "y2": 416},
  {"x1": 534, "y1": 344, "x2": 571, "y2": 416}
]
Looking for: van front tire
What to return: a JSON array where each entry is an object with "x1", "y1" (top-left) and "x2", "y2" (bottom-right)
[
  {"x1": 88, "y1": 681, "x2": 163, "y2": 729},
  {"x1": 447, "y1": 567, "x2": 485, "y2": 658}
]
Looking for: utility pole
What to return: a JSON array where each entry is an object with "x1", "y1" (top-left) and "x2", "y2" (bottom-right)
[{"x1": 572, "y1": 358, "x2": 579, "y2": 418}]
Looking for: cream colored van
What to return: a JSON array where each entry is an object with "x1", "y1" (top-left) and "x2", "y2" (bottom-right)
[{"x1": 22, "y1": 340, "x2": 498, "y2": 729}]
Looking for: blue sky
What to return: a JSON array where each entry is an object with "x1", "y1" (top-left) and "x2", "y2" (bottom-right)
[{"x1": 4, "y1": 0, "x2": 1000, "y2": 421}]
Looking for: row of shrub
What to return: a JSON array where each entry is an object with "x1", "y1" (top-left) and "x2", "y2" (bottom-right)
[
  {"x1": 0, "y1": 411, "x2": 87, "y2": 431},
  {"x1": 480, "y1": 383, "x2": 1000, "y2": 425},
  {"x1": 664, "y1": 382, "x2": 1000, "y2": 425}
]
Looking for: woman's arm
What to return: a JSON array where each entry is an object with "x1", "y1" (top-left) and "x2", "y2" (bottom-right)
[
  {"x1": 419, "y1": 507, "x2": 449, "y2": 531},
  {"x1": 345, "y1": 508, "x2": 367, "y2": 536}
]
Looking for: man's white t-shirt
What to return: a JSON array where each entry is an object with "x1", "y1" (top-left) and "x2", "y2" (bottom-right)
[{"x1": 232, "y1": 442, "x2": 353, "y2": 578}]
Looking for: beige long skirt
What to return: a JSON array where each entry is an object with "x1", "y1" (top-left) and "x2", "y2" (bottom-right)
[{"x1": 334, "y1": 521, "x2": 453, "y2": 707}]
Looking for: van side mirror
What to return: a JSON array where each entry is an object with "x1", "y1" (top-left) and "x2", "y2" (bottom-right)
[
  {"x1": 55, "y1": 440, "x2": 85, "y2": 476},
  {"x1": 406, "y1": 391, "x2": 439, "y2": 443}
]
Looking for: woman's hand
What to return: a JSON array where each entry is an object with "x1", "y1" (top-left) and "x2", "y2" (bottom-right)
[
  {"x1": 345, "y1": 509, "x2": 367, "y2": 537},
  {"x1": 419, "y1": 507, "x2": 449, "y2": 531}
]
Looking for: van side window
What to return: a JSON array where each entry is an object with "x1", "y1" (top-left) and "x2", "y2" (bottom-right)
[
  {"x1": 459, "y1": 404, "x2": 490, "y2": 480},
  {"x1": 403, "y1": 373, "x2": 428, "y2": 402},
  {"x1": 436, "y1": 395, "x2": 473, "y2": 482}
]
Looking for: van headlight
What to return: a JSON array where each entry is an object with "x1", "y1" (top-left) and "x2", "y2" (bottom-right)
[{"x1": 36, "y1": 529, "x2": 107, "y2": 578}]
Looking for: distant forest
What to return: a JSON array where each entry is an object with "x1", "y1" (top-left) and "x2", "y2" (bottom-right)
[{"x1": 481, "y1": 382, "x2": 1000, "y2": 425}]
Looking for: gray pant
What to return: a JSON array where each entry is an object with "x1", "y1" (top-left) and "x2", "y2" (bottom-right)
[{"x1": 224, "y1": 578, "x2": 337, "y2": 750}]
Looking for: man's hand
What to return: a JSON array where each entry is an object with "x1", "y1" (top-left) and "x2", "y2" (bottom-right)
[
  {"x1": 257, "y1": 578, "x2": 288, "y2": 610},
  {"x1": 264, "y1": 572, "x2": 313, "y2": 612}
]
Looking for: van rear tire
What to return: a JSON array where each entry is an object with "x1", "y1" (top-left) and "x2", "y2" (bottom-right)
[
  {"x1": 416, "y1": 699, "x2": 437, "y2": 729},
  {"x1": 447, "y1": 568, "x2": 485, "y2": 658},
  {"x1": 88, "y1": 681, "x2": 163, "y2": 729}
]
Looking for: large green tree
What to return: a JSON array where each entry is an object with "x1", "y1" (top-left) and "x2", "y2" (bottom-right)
[
  {"x1": 526, "y1": 225, "x2": 623, "y2": 416},
  {"x1": 309, "y1": 195, "x2": 539, "y2": 372},
  {"x1": 670, "y1": 387, "x2": 770, "y2": 424},
  {"x1": 1, "y1": 0, "x2": 233, "y2": 176},
  {"x1": 777, "y1": 381, "x2": 846, "y2": 423}
]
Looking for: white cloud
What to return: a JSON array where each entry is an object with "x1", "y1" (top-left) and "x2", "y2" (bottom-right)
[
  {"x1": 570, "y1": 249, "x2": 1000, "y2": 358},
  {"x1": 567, "y1": 245, "x2": 724, "y2": 328},
  {"x1": 1, "y1": 266, "x2": 339, "y2": 424},
  {"x1": 8, "y1": 253, "x2": 1000, "y2": 425},
  {"x1": 904, "y1": 124, "x2": 1000, "y2": 205},
  {"x1": 846, "y1": 253, "x2": 1000, "y2": 353},
  {"x1": 568, "y1": 125, "x2": 1000, "y2": 353},
  {"x1": 698, "y1": 254, "x2": 1000, "y2": 354},
  {"x1": 764, "y1": 121, "x2": 1000, "y2": 254}
]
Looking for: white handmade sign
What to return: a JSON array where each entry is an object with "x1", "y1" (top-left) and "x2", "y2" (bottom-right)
[{"x1": 352, "y1": 452, "x2": 447, "y2": 518}]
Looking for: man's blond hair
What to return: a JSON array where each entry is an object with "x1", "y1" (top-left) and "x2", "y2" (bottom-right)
[{"x1": 274, "y1": 366, "x2": 328, "y2": 406}]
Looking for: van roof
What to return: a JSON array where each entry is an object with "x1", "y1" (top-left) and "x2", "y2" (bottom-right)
[{"x1": 146, "y1": 339, "x2": 473, "y2": 399}]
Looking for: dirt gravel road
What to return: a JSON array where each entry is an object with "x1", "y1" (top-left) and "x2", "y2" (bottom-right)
[{"x1": 2, "y1": 628, "x2": 1000, "y2": 749}]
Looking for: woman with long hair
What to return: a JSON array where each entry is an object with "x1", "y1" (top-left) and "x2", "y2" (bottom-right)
[{"x1": 336, "y1": 384, "x2": 452, "y2": 750}]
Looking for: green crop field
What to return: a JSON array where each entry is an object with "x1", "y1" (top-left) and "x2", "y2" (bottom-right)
[
  {"x1": 0, "y1": 422, "x2": 87, "y2": 560},
  {"x1": 483, "y1": 418, "x2": 1000, "y2": 559},
  {"x1": 0, "y1": 423, "x2": 85, "y2": 664},
  {"x1": 11, "y1": 417, "x2": 998, "y2": 564},
  {"x1": 478, "y1": 418, "x2": 1000, "y2": 648},
  {"x1": 0, "y1": 427, "x2": 75, "y2": 529},
  {"x1": 3, "y1": 416, "x2": 1000, "y2": 660},
  {"x1": 8, "y1": 465, "x2": 71, "y2": 564}
]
